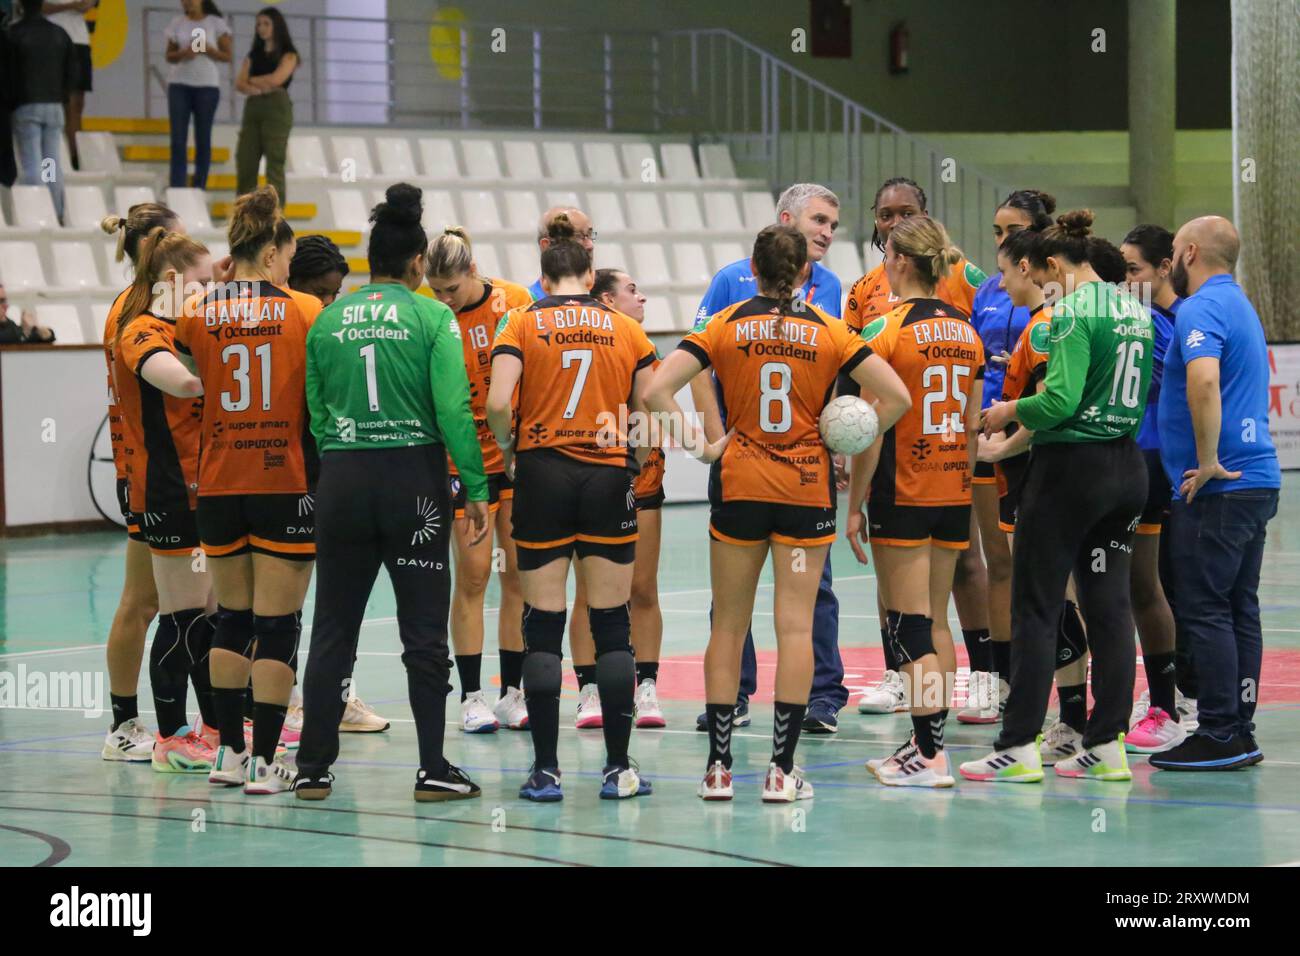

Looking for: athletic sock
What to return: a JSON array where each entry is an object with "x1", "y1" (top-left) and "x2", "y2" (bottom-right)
[
  {"x1": 590, "y1": 604, "x2": 635, "y2": 768},
  {"x1": 1058, "y1": 683, "x2": 1088, "y2": 731},
  {"x1": 992, "y1": 640, "x2": 1011, "y2": 683},
  {"x1": 522, "y1": 605, "x2": 566, "y2": 770},
  {"x1": 110, "y1": 694, "x2": 138, "y2": 732},
  {"x1": 455, "y1": 653, "x2": 482, "y2": 700},
  {"x1": 212, "y1": 686, "x2": 246, "y2": 752},
  {"x1": 706, "y1": 702, "x2": 735, "y2": 770},
  {"x1": 244, "y1": 683, "x2": 255, "y2": 720},
  {"x1": 635, "y1": 660, "x2": 659, "y2": 684},
  {"x1": 962, "y1": 628, "x2": 992, "y2": 673},
  {"x1": 574, "y1": 663, "x2": 597, "y2": 689},
  {"x1": 772, "y1": 701, "x2": 806, "y2": 773},
  {"x1": 499, "y1": 649, "x2": 525, "y2": 695},
  {"x1": 251, "y1": 702, "x2": 288, "y2": 763},
  {"x1": 912, "y1": 710, "x2": 947, "y2": 759},
  {"x1": 148, "y1": 613, "x2": 189, "y2": 737},
  {"x1": 880, "y1": 626, "x2": 900, "y2": 673},
  {"x1": 1143, "y1": 651, "x2": 1177, "y2": 717}
]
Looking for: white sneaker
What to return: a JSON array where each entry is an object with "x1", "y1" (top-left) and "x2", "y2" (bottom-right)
[
  {"x1": 1129, "y1": 688, "x2": 1151, "y2": 727},
  {"x1": 493, "y1": 686, "x2": 529, "y2": 730},
  {"x1": 958, "y1": 737, "x2": 1045, "y2": 783},
  {"x1": 1054, "y1": 734, "x2": 1131, "y2": 781},
  {"x1": 208, "y1": 745, "x2": 249, "y2": 787},
  {"x1": 867, "y1": 737, "x2": 917, "y2": 778},
  {"x1": 879, "y1": 748, "x2": 956, "y2": 788},
  {"x1": 1176, "y1": 690, "x2": 1198, "y2": 730},
  {"x1": 340, "y1": 695, "x2": 390, "y2": 733},
  {"x1": 997, "y1": 678, "x2": 1010, "y2": 717},
  {"x1": 858, "y1": 670, "x2": 907, "y2": 714},
  {"x1": 284, "y1": 704, "x2": 304, "y2": 735},
  {"x1": 459, "y1": 690, "x2": 500, "y2": 734},
  {"x1": 245, "y1": 754, "x2": 295, "y2": 795},
  {"x1": 575, "y1": 683, "x2": 603, "y2": 729},
  {"x1": 101, "y1": 717, "x2": 155, "y2": 762},
  {"x1": 698, "y1": 760, "x2": 734, "y2": 801},
  {"x1": 761, "y1": 763, "x2": 814, "y2": 802},
  {"x1": 634, "y1": 679, "x2": 666, "y2": 728},
  {"x1": 1040, "y1": 720, "x2": 1084, "y2": 766},
  {"x1": 1125, "y1": 706, "x2": 1188, "y2": 753},
  {"x1": 957, "y1": 670, "x2": 1000, "y2": 724}
]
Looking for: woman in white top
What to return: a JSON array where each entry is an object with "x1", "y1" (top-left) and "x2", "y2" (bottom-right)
[
  {"x1": 41, "y1": 1, "x2": 93, "y2": 170},
  {"x1": 164, "y1": 0, "x2": 233, "y2": 189}
]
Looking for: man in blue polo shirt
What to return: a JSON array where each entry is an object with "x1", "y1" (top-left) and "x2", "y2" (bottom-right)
[
  {"x1": 1151, "y1": 215, "x2": 1281, "y2": 772},
  {"x1": 689, "y1": 183, "x2": 848, "y2": 734}
]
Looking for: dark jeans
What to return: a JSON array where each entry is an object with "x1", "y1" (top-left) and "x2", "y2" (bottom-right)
[
  {"x1": 167, "y1": 84, "x2": 220, "y2": 189},
  {"x1": 997, "y1": 439, "x2": 1147, "y2": 750},
  {"x1": 298, "y1": 446, "x2": 454, "y2": 777},
  {"x1": 0, "y1": 106, "x2": 15, "y2": 187},
  {"x1": 1169, "y1": 488, "x2": 1278, "y2": 739}
]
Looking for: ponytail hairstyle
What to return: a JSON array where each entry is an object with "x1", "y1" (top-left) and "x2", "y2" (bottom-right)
[
  {"x1": 288, "y1": 234, "x2": 349, "y2": 288},
  {"x1": 1029, "y1": 209, "x2": 1094, "y2": 269},
  {"x1": 1121, "y1": 223, "x2": 1174, "y2": 269},
  {"x1": 1086, "y1": 236, "x2": 1127, "y2": 285},
  {"x1": 539, "y1": 213, "x2": 593, "y2": 283},
  {"x1": 229, "y1": 185, "x2": 294, "y2": 265},
  {"x1": 888, "y1": 215, "x2": 962, "y2": 292},
  {"x1": 870, "y1": 176, "x2": 927, "y2": 252},
  {"x1": 101, "y1": 203, "x2": 182, "y2": 265},
  {"x1": 115, "y1": 228, "x2": 209, "y2": 349},
  {"x1": 425, "y1": 225, "x2": 475, "y2": 280},
  {"x1": 997, "y1": 189, "x2": 1057, "y2": 232},
  {"x1": 997, "y1": 228, "x2": 1041, "y2": 269},
  {"x1": 752, "y1": 224, "x2": 806, "y2": 340},
  {"x1": 367, "y1": 183, "x2": 426, "y2": 280}
]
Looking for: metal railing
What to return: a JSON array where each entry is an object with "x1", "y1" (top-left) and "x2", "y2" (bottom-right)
[{"x1": 138, "y1": 10, "x2": 1007, "y2": 258}]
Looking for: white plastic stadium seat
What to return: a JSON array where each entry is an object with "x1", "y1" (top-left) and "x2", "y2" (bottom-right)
[
  {"x1": 76, "y1": 132, "x2": 154, "y2": 186},
  {"x1": 50, "y1": 241, "x2": 109, "y2": 293},
  {"x1": 702, "y1": 192, "x2": 744, "y2": 234},
  {"x1": 505, "y1": 242, "x2": 537, "y2": 285},
  {"x1": 459, "y1": 140, "x2": 504, "y2": 183},
  {"x1": 417, "y1": 138, "x2": 460, "y2": 180},
  {"x1": 671, "y1": 243, "x2": 713, "y2": 287},
  {"x1": 581, "y1": 142, "x2": 623, "y2": 183},
  {"x1": 88, "y1": 300, "x2": 113, "y2": 335},
  {"x1": 330, "y1": 136, "x2": 376, "y2": 180},
  {"x1": 710, "y1": 241, "x2": 745, "y2": 272},
  {"x1": 288, "y1": 135, "x2": 330, "y2": 177},
  {"x1": 63, "y1": 185, "x2": 109, "y2": 231},
  {"x1": 472, "y1": 242, "x2": 504, "y2": 282},
  {"x1": 459, "y1": 190, "x2": 503, "y2": 233},
  {"x1": 623, "y1": 193, "x2": 665, "y2": 232},
  {"x1": 164, "y1": 188, "x2": 214, "y2": 231},
  {"x1": 502, "y1": 142, "x2": 544, "y2": 183},
  {"x1": 660, "y1": 143, "x2": 700, "y2": 182},
  {"x1": 544, "y1": 191, "x2": 580, "y2": 211},
  {"x1": 328, "y1": 190, "x2": 372, "y2": 236},
  {"x1": 826, "y1": 241, "x2": 863, "y2": 284},
  {"x1": 374, "y1": 137, "x2": 418, "y2": 179},
  {"x1": 641, "y1": 296, "x2": 674, "y2": 333},
  {"x1": 619, "y1": 142, "x2": 657, "y2": 183},
  {"x1": 0, "y1": 241, "x2": 51, "y2": 295},
  {"x1": 34, "y1": 304, "x2": 87, "y2": 344},
  {"x1": 114, "y1": 187, "x2": 156, "y2": 214},
  {"x1": 12, "y1": 185, "x2": 60, "y2": 229},
  {"x1": 541, "y1": 142, "x2": 583, "y2": 181},
  {"x1": 594, "y1": 241, "x2": 627, "y2": 272},
  {"x1": 585, "y1": 192, "x2": 626, "y2": 235},
  {"x1": 741, "y1": 191, "x2": 776, "y2": 232},
  {"x1": 500, "y1": 190, "x2": 542, "y2": 234},
  {"x1": 664, "y1": 191, "x2": 704, "y2": 233},
  {"x1": 420, "y1": 189, "x2": 460, "y2": 234},
  {"x1": 630, "y1": 243, "x2": 673, "y2": 289},
  {"x1": 698, "y1": 143, "x2": 738, "y2": 181}
]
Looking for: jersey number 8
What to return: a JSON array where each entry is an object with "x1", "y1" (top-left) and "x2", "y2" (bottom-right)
[{"x1": 759, "y1": 361, "x2": 792, "y2": 433}]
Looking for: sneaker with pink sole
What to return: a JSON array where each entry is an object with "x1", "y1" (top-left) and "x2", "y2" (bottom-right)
[
  {"x1": 152, "y1": 728, "x2": 216, "y2": 773},
  {"x1": 1125, "y1": 706, "x2": 1187, "y2": 754}
]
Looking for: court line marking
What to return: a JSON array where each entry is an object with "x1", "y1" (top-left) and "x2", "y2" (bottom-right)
[{"x1": 0, "y1": 822, "x2": 72, "y2": 867}]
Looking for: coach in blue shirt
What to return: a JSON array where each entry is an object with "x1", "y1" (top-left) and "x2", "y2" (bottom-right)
[
  {"x1": 689, "y1": 183, "x2": 847, "y2": 733},
  {"x1": 1152, "y1": 216, "x2": 1280, "y2": 772}
]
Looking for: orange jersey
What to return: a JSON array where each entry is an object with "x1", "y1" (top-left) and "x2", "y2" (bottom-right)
[
  {"x1": 844, "y1": 258, "x2": 985, "y2": 333},
  {"x1": 682, "y1": 296, "x2": 869, "y2": 508},
  {"x1": 1001, "y1": 303, "x2": 1051, "y2": 402},
  {"x1": 449, "y1": 278, "x2": 532, "y2": 476},
  {"x1": 102, "y1": 288, "x2": 130, "y2": 480},
  {"x1": 861, "y1": 298, "x2": 985, "y2": 507},
  {"x1": 113, "y1": 312, "x2": 203, "y2": 514},
  {"x1": 492, "y1": 294, "x2": 656, "y2": 468},
  {"x1": 632, "y1": 356, "x2": 665, "y2": 498},
  {"x1": 174, "y1": 283, "x2": 321, "y2": 496}
]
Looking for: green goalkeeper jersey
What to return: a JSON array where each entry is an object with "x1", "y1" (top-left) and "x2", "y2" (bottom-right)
[
  {"x1": 1016, "y1": 280, "x2": 1154, "y2": 444},
  {"x1": 306, "y1": 282, "x2": 488, "y2": 501}
]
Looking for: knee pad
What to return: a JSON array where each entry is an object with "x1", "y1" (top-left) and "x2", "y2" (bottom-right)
[
  {"x1": 522, "y1": 648, "x2": 562, "y2": 700},
  {"x1": 171, "y1": 608, "x2": 214, "y2": 668},
  {"x1": 148, "y1": 613, "x2": 184, "y2": 672},
  {"x1": 521, "y1": 603, "x2": 565, "y2": 657},
  {"x1": 888, "y1": 610, "x2": 935, "y2": 664},
  {"x1": 589, "y1": 603, "x2": 631, "y2": 658},
  {"x1": 212, "y1": 606, "x2": 255, "y2": 657},
  {"x1": 252, "y1": 612, "x2": 300, "y2": 667},
  {"x1": 1055, "y1": 599, "x2": 1088, "y2": 669}
]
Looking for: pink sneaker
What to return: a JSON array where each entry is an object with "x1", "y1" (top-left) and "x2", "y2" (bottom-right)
[
  {"x1": 1124, "y1": 706, "x2": 1187, "y2": 754},
  {"x1": 152, "y1": 729, "x2": 216, "y2": 773},
  {"x1": 242, "y1": 719, "x2": 290, "y2": 756}
]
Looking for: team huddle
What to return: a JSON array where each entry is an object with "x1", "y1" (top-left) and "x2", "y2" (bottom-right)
[{"x1": 95, "y1": 169, "x2": 1277, "y2": 804}]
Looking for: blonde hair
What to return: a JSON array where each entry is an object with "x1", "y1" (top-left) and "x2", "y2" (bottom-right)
[
  {"x1": 889, "y1": 216, "x2": 962, "y2": 291},
  {"x1": 101, "y1": 203, "x2": 180, "y2": 264},
  {"x1": 425, "y1": 226, "x2": 475, "y2": 280},
  {"x1": 229, "y1": 185, "x2": 293, "y2": 262},
  {"x1": 116, "y1": 228, "x2": 209, "y2": 348}
]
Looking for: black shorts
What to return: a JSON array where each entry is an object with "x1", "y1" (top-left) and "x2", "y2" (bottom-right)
[
  {"x1": 138, "y1": 506, "x2": 200, "y2": 556},
  {"x1": 996, "y1": 453, "x2": 1030, "y2": 533},
  {"x1": 709, "y1": 499, "x2": 836, "y2": 547},
  {"x1": 511, "y1": 449, "x2": 637, "y2": 570},
  {"x1": 450, "y1": 471, "x2": 513, "y2": 519},
  {"x1": 635, "y1": 487, "x2": 665, "y2": 511},
  {"x1": 1138, "y1": 447, "x2": 1169, "y2": 535},
  {"x1": 117, "y1": 477, "x2": 146, "y2": 543},
  {"x1": 197, "y1": 493, "x2": 316, "y2": 561},
  {"x1": 72, "y1": 44, "x2": 93, "y2": 92},
  {"x1": 867, "y1": 500, "x2": 970, "y2": 550},
  {"x1": 972, "y1": 460, "x2": 996, "y2": 485}
]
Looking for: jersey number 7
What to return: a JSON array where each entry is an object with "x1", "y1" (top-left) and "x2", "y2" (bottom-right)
[{"x1": 561, "y1": 349, "x2": 592, "y2": 419}]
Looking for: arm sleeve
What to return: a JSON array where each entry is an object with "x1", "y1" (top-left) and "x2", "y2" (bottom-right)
[
  {"x1": 490, "y1": 309, "x2": 523, "y2": 360},
  {"x1": 119, "y1": 322, "x2": 171, "y2": 378},
  {"x1": 429, "y1": 307, "x2": 489, "y2": 501},
  {"x1": 1016, "y1": 306, "x2": 1088, "y2": 431}
]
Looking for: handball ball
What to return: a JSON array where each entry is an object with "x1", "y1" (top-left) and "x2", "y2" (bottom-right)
[{"x1": 819, "y1": 395, "x2": 879, "y2": 455}]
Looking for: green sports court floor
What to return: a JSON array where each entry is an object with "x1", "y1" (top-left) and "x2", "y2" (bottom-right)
[{"x1": 3, "y1": 477, "x2": 1300, "y2": 867}]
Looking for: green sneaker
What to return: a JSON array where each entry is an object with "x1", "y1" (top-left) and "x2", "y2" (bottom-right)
[
  {"x1": 1053, "y1": 733, "x2": 1132, "y2": 781},
  {"x1": 958, "y1": 735, "x2": 1045, "y2": 783}
]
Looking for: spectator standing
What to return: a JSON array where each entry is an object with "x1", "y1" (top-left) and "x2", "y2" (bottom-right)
[
  {"x1": 42, "y1": 0, "x2": 93, "y2": 170},
  {"x1": 164, "y1": 0, "x2": 231, "y2": 189},
  {"x1": 7, "y1": 1, "x2": 75, "y2": 220},
  {"x1": 234, "y1": 6, "x2": 297, "y2": 202}
]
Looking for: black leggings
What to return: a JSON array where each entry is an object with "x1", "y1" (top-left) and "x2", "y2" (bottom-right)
[
  {"x1": 297, "y1": 446, "x2": 454, "y2": 776},
  {"x1": 997, "y1": 438, "x2": 1147, "y2": 750}
]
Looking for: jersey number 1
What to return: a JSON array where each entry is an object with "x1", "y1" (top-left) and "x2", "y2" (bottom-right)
[{"x1": 221, "y1": 343, "x2": 271, "y2": 412}]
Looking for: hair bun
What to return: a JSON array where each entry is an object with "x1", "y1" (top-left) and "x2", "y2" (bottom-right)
[
  {"x1": 373, "y1": 183, "x2": 423, "y2": 228},
  {"x1": 1056, "y1": 209, "x2": 1094, "y2": 237},
  {"x1": 1033, "y1": 190, "x2": 1058, "y2": 216},
  {"x1": 546, "y1": 213, "x2": 577, "y2": 243},
  {"x1": 101, "y1": 215, "x2": 126, "y2": 235}
]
